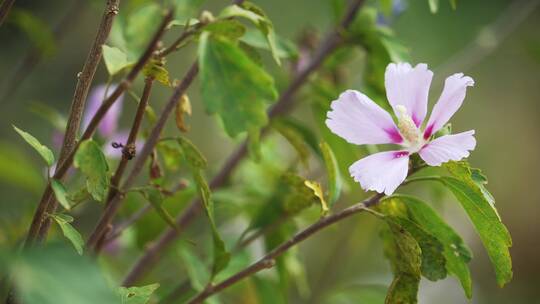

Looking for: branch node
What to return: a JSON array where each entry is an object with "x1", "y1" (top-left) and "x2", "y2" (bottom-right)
[
  {"x1": 261, "y1": 258, "x2": 275, "y2": 269},
  {"x1": 122, "y1": 143, "x2": 136, "y2": 160}
]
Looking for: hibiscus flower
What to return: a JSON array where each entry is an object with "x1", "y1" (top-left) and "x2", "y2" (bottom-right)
[{"x1": 326, "y1": 62, "x2": 476, "y2": 195}]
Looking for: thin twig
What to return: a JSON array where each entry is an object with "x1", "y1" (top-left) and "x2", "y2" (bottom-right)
[
  {"x1": 24, "y1": 0, "x2": 121, "y2": 246},
  {"x1": 186, "y1": 193, "x2": 384, "y2": 304},
  {"x1": 25, "y1": 9, "x2": 173, "y2": 245},
  {"x1": 0, "y1": 0, "x2": 15, "y2": 27},
  {"x1": 121, "y1": 0, "x2": 366, "y2": 286}
]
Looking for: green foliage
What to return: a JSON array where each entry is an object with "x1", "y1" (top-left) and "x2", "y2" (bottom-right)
[
  {"x1": 323, "y1": 284, "x2": 387, "y2": 304},
  {"x1": 51, "y1": 179, "x2": 72, "y2": 211},
  {"x1": 168, "y1": 0, "x2": 205, "y2": 24},
  {"x1": 240, "y1": 28, "x2": 298, "y2": 59},
  {"x1": 320, "y1": 141, "x2": 342, "y2": 207},
  {"x1": 140, "y1": 187, "x2": 177, "y2": 230},
  {"x1": 177, "y1": 136, "x2": 230, "y2": 277},
  {"x1": 3, "y1": 245, "x2": 118, "y2": 304},
  {"x1": 125, "y1": 3, "x2": 162, "y2": 57},
  {"x1": 102, "y1": 45, "x2": 131, "y2": 75},
  {"x1": 198, "y1": 32, "x2": 277, "y2": 138},
  {"x1": 142, "y1": 59, "x2": 171, "y2": 86},
  {"x1": 117, "y1": 283, "x2": 159, "y2": 304},
  {"x1": 220, "y1": 3, "x2": 281, "y2": 65},
  {"x1": 9, "y1": 9, "x2": 56, "y2": 57},
  {"x1": 73, "y1": 140, "x2": 110, "y2": 202},
  {"x1": 440, "y1": 161, "x2": 513, "y2": 287},
  {"x1": 50, "y1": 214, "x2": 84, "y2": 255},
  {"x1": 0, "y1": 141, "x2": 43, "y2": 193},
  {"x1": 13, "y1": 125, "x2": 55, "y2": 167},
  {"x1": 178, "y1": 246, "x2": 209, "y2": 291},
  {"x1": 272, "y1": 120, "x2": 311, "y2": 168},
  {"x1": 204, "y1": 19, "x2": 246, "y2": 40}
]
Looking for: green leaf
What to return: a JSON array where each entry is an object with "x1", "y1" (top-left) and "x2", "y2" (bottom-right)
[
  {"x1": 220, "y1": 3, "x2": 281, "y2": 65},
  {"x1": 319, "y1": 141, "x2": 342, "y2": 207},
  {"x1": 204, "y1": 19, "x2": 246, "y2": 40},
  {"x1": 13, "y1": 125, "x2": 55, "y2": 166},
  {"x1": 4, "y1": 245, "x2": 118, "y2": 304},
  {"x1": 143, "y1": 59, "x2": 171, "y2": 86},
  {"x1": 73, "y1": 140, "x2": 109, "y2": 202},
  {"x1": 439, "y1": 176, "x2": 512, "y2": 286},
  {"x1": 323, "y1": 284, "x2": 387, "y2": 304},
  {"x1": 178, "y1": 137, "x2": 230, "y2": 276},
  {"x1": 396, "y1": 195, "x2": 473, "y2": 298},
  {"x1": 428, "y1": 0, "x2": 439, "y2": 13},
  {"x1": 102, "y1": 45, "x2": 131, "y2": 75},
  {"x1": 141, "y1": 188, "x2": 178, "y2": 231},
  {"x1": 9, "y1": 9, "x2": 56, "y2": 57},
  {"x1": 178, "y1": 246, "x2": 210, "y2": 291},
  {"x1": 51, "y1": 179, "x2": 71, "y2": 211},
  {"x1": 117, "y1": 283, "x2": 159, "y2": 304},
  {"x1": 168, "y1": 0, "x2": 205, "y2": 24},
  {"x1": 198, "y1": 32, "x2": 277, "y2": 137},
  {"x1": 240, "y1": 28, "x2": 298, "y2": 59},
  {"x1": 50, "y1": 214, "x2": 84, "y2": 255},
  {"x1": 272, "y1": 120, "x2": 310, "y2": 168},
  {"x1": 0, "y1": 141, "x2": 43, "y2": 194},
  {"x1": 125, "y1": 3, "x2": 162, "y2": 57}
]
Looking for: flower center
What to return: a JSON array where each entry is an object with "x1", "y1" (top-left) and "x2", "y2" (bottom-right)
[{"x1": 395, "y1": 105, "x2": 423, "y2": 150}]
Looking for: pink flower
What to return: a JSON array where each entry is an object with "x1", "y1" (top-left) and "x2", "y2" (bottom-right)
[
  {"x1": 82, "y1": 84, "x2": 124, "y2": 138},
  {"x1": 326, "y1": 63, "x2": 476, "y2": 195}
]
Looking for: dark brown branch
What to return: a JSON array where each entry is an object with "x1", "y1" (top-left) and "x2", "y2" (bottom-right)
[
  {"x1": 0, "y1": 0, "x2": 86, "y2": 104},
  {"x1": 24, "y1": 0, "x2": 121, "y2": 246},
  {"x1": 86, "y1": 76, "x2": 155, "y2": 251},
  {"x1": 0, "y1": 0, "x2": 15, "y2": 27},
  {"x1": 24, "y1": 8, "x2": 173, "y2": 246},
  {"x1": 186, "y1": 193, "x2": 384, "y2": 304},
  {"x1": 121, "y1": 0, "x2": 366, "y2": 286}
]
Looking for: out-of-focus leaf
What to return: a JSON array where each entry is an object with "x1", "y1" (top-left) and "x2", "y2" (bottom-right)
[
  {"x1": 102, "y1": 45, "x2": 131, "y2": 75},
  {"x1": 252, "y1": 276, "x2": 287, "y2": 304},
  {"x1": 220, "y1": 3, "x2": 281, "y2": 65},
  {"x1": 304, "y1": 180, "x2": 329, "y2": 215},
  {"x1": 204, "y1": 19, "x2": 246, "y2": 40},
  {"x1": 4, "y1": 245, "x2": 118, "y2": 304},
  {"x1": 117, "y1": 283, "x2": 159, "y2": 304},
  {"x1": 143, "y1": 59, "x2": 171, "y2": 86},
  {"x1": 157, "y1": 141, "x2": 183, "y2": 170},
  {"x1": 198, "y1": 32, "x2": 277, "y2": 138},
  {"x1": 51, "y1": 179, "x2": 71, "y2": 211},
  {"x1": 240, "y1": 28, "x2": 298, "y2": 59},
  {"x1": 323, "y1": 284, "x2": 387, "y2": 304},
  {"x1": 397, "y1": 195, "x2": 473, "y2": 298},
  {"x1": 50, "y1": 214, "x2": 84, "y2": 255},
  {"x1": 28, "y1": 102, "x2": 67, "y2": 131},
  {"x1": 272, "y1": 120, "x2": 310, "y2": 168},
  {"x1": 178, "y1": 136, "x2": 230, "y2": 276},
  {"x1": 175, "y1": 94, "x2": 192, "y2": 132},
  {"x1": 168, "y1": 0, "x2": 205, "y2": 24},
  {"x1": 9, "y1": 9, "x2": 56, "y2": 57},
  {"x1": 125, "y1": 3, "x2": 162, "y2": 57},
  {"x1": 274, "y1": 117, "x2": 320, "y2": 156},
  {"x1": 13, "y1": 125, "x2": 55, "y2": 167},
  {"x1": 320, "y1": 141, "x2": 342, "y2": 207},
  {"x1": 0, "y1": 141, "x2": 43, "y2": 193},
  {"x1": 437, "y1": 161, "x2": 512, "y2": 287},
  {"x1": 74, "y1": 140, "x2": 109, "y2": 202},
  {"x1": 428, "y1": 0, "x2": 439, "y2": 13},
  {"x1": 141, "y1": 188, "x2": 178, "y2": 230},
  {"x1": 178, "y1": 246, "x2": 209, "y2": 291}
]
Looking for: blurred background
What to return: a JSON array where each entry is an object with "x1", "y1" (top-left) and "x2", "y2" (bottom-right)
[{"x1": 0, "y1": 0, "x2": 539, "y2": 303}]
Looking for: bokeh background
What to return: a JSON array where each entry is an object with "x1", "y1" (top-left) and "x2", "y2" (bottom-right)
[{"x1": 1, "y1": 0, "x2": 539, "y2": 303}]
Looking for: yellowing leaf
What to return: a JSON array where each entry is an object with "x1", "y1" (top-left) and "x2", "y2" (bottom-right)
[
  {"x1": 304, "y1": 180, "x2": 328, "y2": 215},
  {"x1": 175, "y1": 94, "x2": 192, "y2": 132}
]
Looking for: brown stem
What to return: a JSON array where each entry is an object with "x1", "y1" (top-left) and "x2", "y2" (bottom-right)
[
  {"x1": 186, "y1": 194, "x2": 384, "y2": 304},
  {"x1": 25, "y1": 8, "x2": 173, "y2": 246},
  {"x1": 24, "y1": 0, "x2": 121, "y2": 246},
  {"x1": 121, "y1": 0, "x2": 366, "y2": 286},
  {"x1": 86, "y1": 77, "x2": 155, "y2": 250},
  {"x1": 0, "y1": 0, "x2": 15, "y2": 27}
]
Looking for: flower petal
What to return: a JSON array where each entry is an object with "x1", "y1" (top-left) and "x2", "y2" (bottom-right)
[
  {"x1": 326, "y1": 90, "x2": 402, "y2": 145},
  {"x1": 424, "y1": 73, "x2": 474, "y2": 138},
  {"x1": 419, "y1": 130, "x2": 476, "y2": 166},
  {"x1": 82, "y1": 84, "x2": 124, "y2": 138},
  {"x1": 385, "y1": 62, "x2": 433, "y2": 126},
  {"x1": 349, "y1": 150, "x2": 410, "y2": 195}
]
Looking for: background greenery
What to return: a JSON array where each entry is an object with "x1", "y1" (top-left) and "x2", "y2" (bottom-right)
[{"x1": 0, "y1": 0, "x2": 539, "y2": 303}]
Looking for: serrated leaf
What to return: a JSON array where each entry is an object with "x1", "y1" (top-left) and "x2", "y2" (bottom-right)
[
  {"x1": 320, "y1": 141, "x2": 342, "y2": 207},
  {"x1": 397, "y1": 195, "x2": 473, "y2": 298},
  {"x1": 51, "y1": 179, "x2": 71, "y2": 211},
  {"x1": 73, "y1": 140, "x2": 109, "y2": 202},
  {"x1": 118, "y1": 283, "x2": 159, "y2": 304},
  {"x1": 220, "y1": 3, "x2": 281, "y2": 65},
  {"x1": 304, "y1": 180, "x2": 328, "y2": 215},
  {"x1": 13, "y1": 125, "x2": 55, "y2": 167},
  {"x1": 142, "y1": 188, "x2": 178, "y2": 231},
  {"x1": 204, "y1": 19, "x2": 246, "y2": 40},
  {"x1": 198, "y1": 32, "x2": 277, "y2": 137},
  {"x1": 102, "y1": 45, "x2": 130, "y2": 75},
  {"x1": 50, "y1": 214, "x2": 84, "y2": 255}
]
